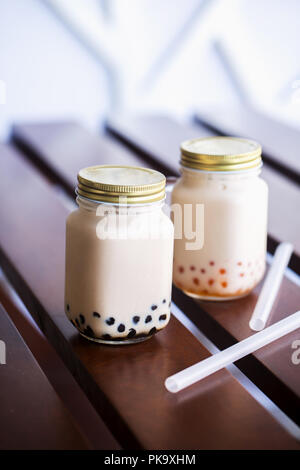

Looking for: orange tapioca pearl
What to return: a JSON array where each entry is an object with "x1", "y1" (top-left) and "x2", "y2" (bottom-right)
[
  {"x1": 221, "y1": 281, "x2": 228, "y2": 288},
  {"x1": 240, "y1": 273, "x2": 245, "y2": 277},
  {"x1": 208, "y1": 279, "x2": 214, "y2": 286},
  {"x1": 200, "y1": 268, "x2": 206, "y2": 274},
  {"x1": 219, "y1": 268, "x2": 226, "y2": 275},
  {"x1": 178, "y1": 266, "x2": 184, "y2": 274},
  {"x1": 209, "y1": 261, "x2": 215, "y2": 266},
  {"x1": 190, "y1": 265, "x2": 196, "y2": 271},
  {"x1": 237, "y1": 261, "x2": 242, "y2": 266},
  {"x1": 193, "y1": 277, "x2": 200, "y2": 286}
]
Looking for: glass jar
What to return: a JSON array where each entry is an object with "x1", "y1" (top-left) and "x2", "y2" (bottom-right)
[
  {"x1": 65, "y1": 165, "x2": 174, "y2": 344},
  {"x1": 171, "y1": 137, "x2": 268, "y2": 301}
]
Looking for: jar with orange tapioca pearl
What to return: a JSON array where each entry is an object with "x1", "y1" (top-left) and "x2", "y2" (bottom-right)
[{"x1": 171, "y1": 137, "x2": 268, "y2": 301}]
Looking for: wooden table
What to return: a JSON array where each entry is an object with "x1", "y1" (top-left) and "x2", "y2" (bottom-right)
[{"x1": 0, "y1": 113, "x2": 299, "y2": 449}]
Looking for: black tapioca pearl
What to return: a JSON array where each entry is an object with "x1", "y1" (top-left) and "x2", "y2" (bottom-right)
[
  {"x1": 93, "y1": 312, "x2": 101, "y2": 318},
  {"x1": 117, "y1": 323, "x2": 125, "y2": 333},
  {"x1": 149, "y1": 327, "x2": 157, "y2": 336},
  {"x1": 159, "y1": 314, "x2": 167, "y2": 321},
  {"x1": 133, "y1": 315, "x2": 140, "y2": 324},
  {"x1": 106, "y1": 317, "x2": 115, "y2": 326},
  {"x1": 66, "y1": 304, "x2": 70, "y2": 312},
  {"x1": 134, "y1": 332, "x2": 148, "y2": 340},
  {"x1": 75, "y1": 318, "x2": 80, "y2": 328},
  {"x1": 145, "y1": 315, "x2": 152, "y2": 324},
  {"x1": 79, "y1": 314, "x2": 85, "y2": 324},
  {"x1": 127, "y1": 328, "x2": 136, "y2": 338},
  {"x1": 162, "y1": 299, "x2": 166, "y2": 304},
  {"x1": 102, "y1": 334, "x2": 111, "y2": 340},
  {"x1": 84, "y1": 326, "x2": 95, "y2": 337},
  {"x1": 151, "y1": 305, "x2": 158, "y2": 311}
]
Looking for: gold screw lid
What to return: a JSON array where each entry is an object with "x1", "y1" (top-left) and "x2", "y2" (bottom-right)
[
  {"x1": 180, "y1": 136, "x2": 262, "y2": 172},
  {"x1": 77, "y1": 165, "x2": 166, "y2": 204}
]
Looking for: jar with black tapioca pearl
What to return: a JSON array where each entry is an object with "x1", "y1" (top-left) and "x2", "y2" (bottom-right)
[
  {"x1": 172, "y1": 137, "x2": 268, "y2": 301},
  {"x1": 65, "y1": 165, "x2": 174, "y2": 344}
]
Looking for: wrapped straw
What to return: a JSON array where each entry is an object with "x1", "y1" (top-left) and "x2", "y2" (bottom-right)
[
  {"x1": 249, "y1": 242, "x2": 293, "y2": 331},
  {"x1": 165, "y1": 311, "x2": 300, "y2": 393}
]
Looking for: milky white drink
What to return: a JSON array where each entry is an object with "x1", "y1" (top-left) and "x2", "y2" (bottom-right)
[
  {"x1": 171, "y1": 137, "x2": 268, "y2": 300},
  {"x1": 65, "y1": 165, "x2": 174, "y2": 344}
]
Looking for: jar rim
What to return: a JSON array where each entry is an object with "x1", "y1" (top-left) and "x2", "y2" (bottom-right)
[
  {"x1": 77, "y1": 165, "x2": 166, "y2": 204},
  {"x1": 180, "y1": 136, "x2": 262, "y2": 172}
]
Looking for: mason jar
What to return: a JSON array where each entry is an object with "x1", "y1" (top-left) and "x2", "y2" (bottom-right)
[
  {"x1": 65, "y1": 165, "x2": 174, "y2": 344},
  {"x1": 171, "y1": 137, "x2": 268, "y2": 301}
]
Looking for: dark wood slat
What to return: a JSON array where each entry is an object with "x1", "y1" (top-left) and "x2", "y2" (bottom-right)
[
  {"x1": 106, "y1": 114, "x2": 300, "y2": 423},
  {"x1": 0, "y1": 276, "x2": 120, "y2": 451},
  {"x1": 0, "y1": 143, "x2": 298, "y2": 449},
  {"x1": 0, "y1": 303, "x2": 89, "y2": 450},
  {"x1": 195, "y1": 106, "x2": 300, "y2": 184},
  {"x1": 12, "y1": 122, "x2": 164, "y2": 198}
]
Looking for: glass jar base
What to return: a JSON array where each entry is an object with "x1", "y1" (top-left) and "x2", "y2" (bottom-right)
[
  {"x1": 79, "y1": 331, "x2": 153, "y2": 345},
  {"x1": 182, "y1": 288, "x2": 251, "y2": 302}
]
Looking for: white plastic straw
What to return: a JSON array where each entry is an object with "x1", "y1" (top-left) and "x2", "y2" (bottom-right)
[
  {"x1": 249, "y1": 242, "x2": 293, "y2": 331},
  {"x1": 165, "y1": 311, "x2": 300, "y2": 393}
]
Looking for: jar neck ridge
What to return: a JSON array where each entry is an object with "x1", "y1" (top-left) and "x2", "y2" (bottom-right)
[
  {"x1": 180, "y1": 164, "x2": 262, "y2": 182},
  {"x1": 76, "y1": 195, "x2": 165, "y2": 214}
]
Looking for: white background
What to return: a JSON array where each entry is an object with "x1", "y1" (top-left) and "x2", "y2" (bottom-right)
[{"x1": 1, "y1": 0, "x2": 300, "y2": 139}]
